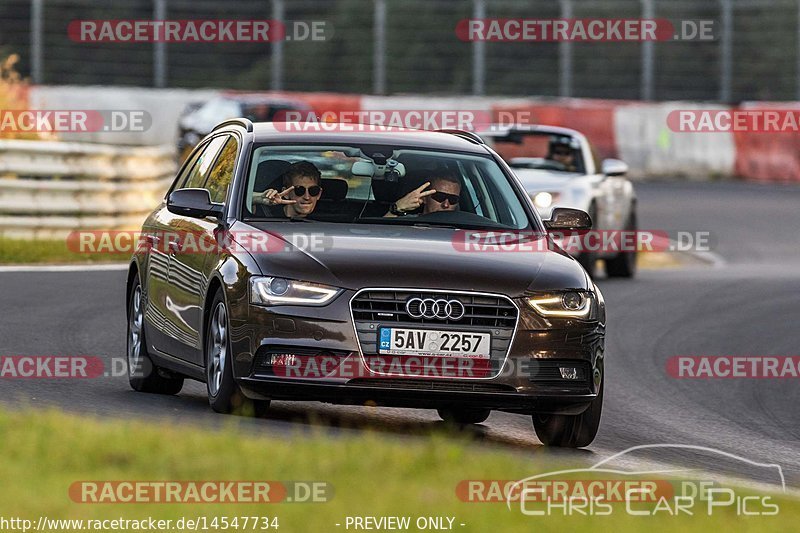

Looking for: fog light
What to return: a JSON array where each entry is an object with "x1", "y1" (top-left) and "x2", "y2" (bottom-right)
[
  {"x1": 559, "y1": 367, "x2": 579, "y2": 380},
  {"x1": 270, "y1": 353, "x2": 297, "y2": 366}
]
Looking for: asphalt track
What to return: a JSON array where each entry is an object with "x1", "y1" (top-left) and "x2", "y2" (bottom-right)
[{"x1": 2, "y1": 180, "x2": 799, "y2": 490}]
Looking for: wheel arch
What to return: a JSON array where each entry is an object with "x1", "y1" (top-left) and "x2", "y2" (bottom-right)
[
  {"x1": 202, "y1": 274, "x2": 225, "y2": 364},
  {"x1": 126, "y1": 260, "x2": 140, "y2": 318}
]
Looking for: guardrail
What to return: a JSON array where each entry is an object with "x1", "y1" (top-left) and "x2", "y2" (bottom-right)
[{"x1": 0, "y1": 140, "x2": 176, "y2": 239}]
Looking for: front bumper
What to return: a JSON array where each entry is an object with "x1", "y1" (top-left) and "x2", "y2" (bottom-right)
[{"x1": 228, "y1": 289, "x2": 605, "y2": 414}]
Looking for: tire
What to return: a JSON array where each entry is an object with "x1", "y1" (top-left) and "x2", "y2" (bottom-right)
[
  {"x1": 532, "y1": 379, "x2": 603, "y2": 448},
  {"x1": 127, "y1": 277, "x2": 184, "y2": 395},
  {"x1": 437, "y1": 407, "x2": 491, "y2": 425},
  {"x1": 205, "y1": 288, "x2": 271, "y2": 416},
  {"x1": 576, "y1": 203, "x2": 598, "y2": 279},
  {"x1": 605, "y1": 209, "x2": 638, "y2": 278}
]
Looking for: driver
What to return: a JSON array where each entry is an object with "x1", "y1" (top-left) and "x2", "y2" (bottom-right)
[
  {"x1": 548, "y1": 137, "x2": 578, "y2": 172},
  {"x1": 386, "y1": 171, "x2": 462, "y2": 217},
  {"x1": 253, "y1": 161, "x2": 323, "y2": 218}
]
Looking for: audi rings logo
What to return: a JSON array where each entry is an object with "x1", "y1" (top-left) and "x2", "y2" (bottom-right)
[{"x1": 405, "y1": 298, "x2": 466, "y2": 321}]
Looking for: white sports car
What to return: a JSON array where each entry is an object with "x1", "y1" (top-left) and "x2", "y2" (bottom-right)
[{"x1": 480, "y1": 124, "x2": 638, "y2": 279}]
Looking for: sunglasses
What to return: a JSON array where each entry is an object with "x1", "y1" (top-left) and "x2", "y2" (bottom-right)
[
  {"x1": 292, "y1": 185, "x2": 322, "y2": 197},
  {"x1": 430, "y1": 192, "x2": 460, "y2": 205},
  {"x1": 552, "y1": 149, "x2": 572, "y2": 156}
]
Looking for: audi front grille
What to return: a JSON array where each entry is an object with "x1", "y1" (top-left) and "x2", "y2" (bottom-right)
[
  {"x1": 352, "y1": 289, "x2": 517, "y2": 328},
  {"x1": 350, "y1": 289, "x2": 519, "y2": 380}
]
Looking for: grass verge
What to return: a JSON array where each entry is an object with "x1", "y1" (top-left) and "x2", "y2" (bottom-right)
[
  {"x1": 0, "y1": 238, "x2": 128, "y2": 265},
  {"x1": 0, "y1": 407, "x2": 797, "y2": 532}
]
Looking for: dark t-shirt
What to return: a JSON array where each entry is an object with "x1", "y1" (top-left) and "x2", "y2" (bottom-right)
[{"x1": 253, "y1": 203, "x2": 289, "y2": 218}]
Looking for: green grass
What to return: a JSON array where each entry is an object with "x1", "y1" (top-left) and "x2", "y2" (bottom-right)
[
  {"x1": 0, "y1": 407, "x2": 797, "y2": 532},
  {"x1": 0, "y1": 238, "x2": 129, "y2": 265}
]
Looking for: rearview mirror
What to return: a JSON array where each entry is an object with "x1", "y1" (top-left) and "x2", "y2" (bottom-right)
[
  {"x1": 167, "y1": 189, "x2": 224, "y2": 220},
  {"x1": 601, "y1": 158, "x2": 628, "y2": 177},
  {"x1": 351, "y1": 160, "x2": 375, "y2": 177},
  {"x1": 544, "y1": 207, "x2": 592, "y2": 231}
]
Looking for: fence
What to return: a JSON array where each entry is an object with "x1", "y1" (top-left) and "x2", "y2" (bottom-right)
[
  {"x1": 0, "y1": 139, "x2": 175, "y2": 239},
  {"x1": 1, "y1": 0, "x2": 799, "y2": 101}
]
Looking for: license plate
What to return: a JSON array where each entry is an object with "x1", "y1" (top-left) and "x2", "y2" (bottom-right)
[{"x1": 378, "y1": 328, "x2": 491, "y2": 359}]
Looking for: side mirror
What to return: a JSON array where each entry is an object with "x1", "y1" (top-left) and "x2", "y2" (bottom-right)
[
  {"x1": 544, "y1": 207, "x2": 592, "y2": 231},
  {"x1": 601, "y1": 158, "x2": 628, "y2": 177},
  {"x1": 167, "y1": 188, "x2": 224, "y2": 220}
]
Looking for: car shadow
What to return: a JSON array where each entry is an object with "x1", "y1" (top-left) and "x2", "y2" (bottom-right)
[
  {"x1": 250, "y1": 401, "x2": 596, "y2": 459},
  {"x1": 117, "y1": 386, "x2": 597, "y2": 459}
]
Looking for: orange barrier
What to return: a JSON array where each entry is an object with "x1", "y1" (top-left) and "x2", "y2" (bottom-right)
[
  {"x1": 734, "y1": 131, "x2": 800, "y2": 182},
  {"x1": 733, "y1": 104, "x2": 800, "y2": 183}
]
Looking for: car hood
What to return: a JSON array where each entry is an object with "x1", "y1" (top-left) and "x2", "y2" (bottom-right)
[
  {"x1": 234, "y1": 222, "x2": 589, "y2": 295},
  {"x1": 513, "y1": 169, "x2": 583, "y2": 192}
]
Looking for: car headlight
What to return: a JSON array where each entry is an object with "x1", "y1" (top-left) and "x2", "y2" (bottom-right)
[
  {"x1": 532, "y1": 191, "x2": 560, "y2": 209},
  {"x1": 526, "y1": 291, "x2": 593, "y2": 318},
  {"x1": 250, "y1": 277, "x2": 341, "y2": 306}
]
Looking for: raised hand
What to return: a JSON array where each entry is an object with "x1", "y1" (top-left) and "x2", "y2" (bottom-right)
[
  {"x1": 256, "y1": 186, "x2": 297, "y2": 206},
  {"x1": 394, "y1": 181, "x2": 436, "y2": 213}
]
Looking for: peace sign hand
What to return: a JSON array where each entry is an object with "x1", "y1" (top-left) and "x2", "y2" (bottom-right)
[
  {"x1": 257, "y1": 186, "x2": 297, "y2": 206},
  {"x1": 394, "y1": 182, "x2": 436, "y2": 213}
]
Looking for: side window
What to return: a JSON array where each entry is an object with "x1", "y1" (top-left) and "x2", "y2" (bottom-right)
[
  {"x1": 168, "y1": 145, "x2": 204, "y2": 195},
  {"x1": 180, "y1": 136, "x2": 227, "y2": 190},
  {"x1": 204, "y1": 136, "x2": 238, "y2": 203}
]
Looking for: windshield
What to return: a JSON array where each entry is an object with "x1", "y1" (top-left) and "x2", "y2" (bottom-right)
[
  {"x1": 490, "y1": 132, "x2": 586, "y2": 174},
  {"x1": 242, "y1": 144, "x2": 534, "y2": 231}
]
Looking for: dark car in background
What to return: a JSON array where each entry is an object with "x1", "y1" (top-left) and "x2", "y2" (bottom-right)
[
  {"x1": 128, "y1": 120, "x2": 607, "y2": 447},
  {"x1": 176, "y1": 94, "x2": 312, "y2": 160}
]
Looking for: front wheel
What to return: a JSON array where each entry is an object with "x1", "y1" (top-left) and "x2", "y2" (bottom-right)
[
  {"x1": 205, "y1": 289, "x2": 270, "y2": 416},
  {"x1": 127, "y1": 277, "x2": 184, "y2": 395},
  {"x1": 532, "y1": 379, "x2": 603, "y2": 448}
]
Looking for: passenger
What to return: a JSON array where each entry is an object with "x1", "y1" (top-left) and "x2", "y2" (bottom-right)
[
  {"x1": 253, "y1": 161, "x2": 323, "y2": 218},
  {"x1": 386, "y1": 172, "x2": 462, "y2": 217}
]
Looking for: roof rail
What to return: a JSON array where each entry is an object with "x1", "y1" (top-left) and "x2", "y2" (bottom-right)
[
  {"x1": 435, "y1": 129, "x2": 485, "y2": 144},
  {"x1": 213, "y1": 118, "x2": 254, "y2": 133}
]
